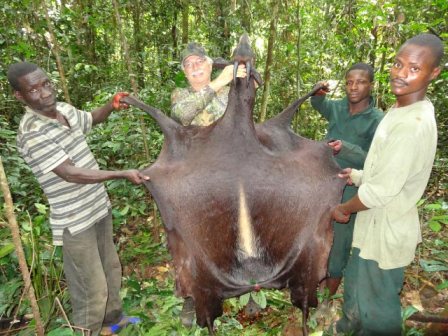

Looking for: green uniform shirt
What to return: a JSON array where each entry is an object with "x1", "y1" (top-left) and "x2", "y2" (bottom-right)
[
  {"x1": 311, "y1": 95, "x2": 384, "y2": 171},
  {"x1": 311, "y1": 95, "x2": 384, "y2": 277}
]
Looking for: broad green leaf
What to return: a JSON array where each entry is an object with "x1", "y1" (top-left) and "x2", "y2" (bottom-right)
[
  {"x1": 420, "y1": 259, "x2": 448, "y2": 272},
  {"x1": 424, "y1": 203, "x2": 442, "y2": 210},
  {"x1": 47, "y1": 328, "x2": 75, "y2": 336},
  {"x1": 34, "y1": 203, "x2": 47, "y2": 214},
  {"x1": 0, "y1": 243, "x2": 15, "y2": 258},
  {"x1": 402, "y1": 305, "x2": 419, "y2": 321},
  {"x1": 120, "y1": 205, "x2": 130, "y2": 216},
  {"x1": 436, "y1": 281, "x2": 448, "y2": 291},
  {"x1": 239, "y1": 292, "x2": 250, "y2": 306},
  {"x1": 251, "y1": 291, "x2": 267, "y2": 309},
  {"x1": 428, "y1": 220, "x2": 442, "y2": 232},
  {"x1": 431, "y1": 214, "x2": 448, "y2": 224}
]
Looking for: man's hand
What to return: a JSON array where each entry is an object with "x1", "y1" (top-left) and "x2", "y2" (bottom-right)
[
  {"x1": 124, "y1": 170, "x2": 150, "y2": 184},
  {"x1": 210, "y1": 64, "x2": 247, "y2": 92},
  {"x1": 338, "y1": 168, "x2": 353, "y2": 185},
  {"x1": 331, "y1": 205, "x2": 351, "y2": 223},
  {"x1": 112, "y1": 92, "x2": 130, "y2": 110},
  {"x1": 328, "y1": 139, "x2": 342, "y2": 155},
  {"x1": 313, "y1": 81, "x2": 330, "y2": 96}
]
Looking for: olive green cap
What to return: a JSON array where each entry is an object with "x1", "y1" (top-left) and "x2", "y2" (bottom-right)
[{"x1": 180, "y1": 42, "x2": 207, "y2": 64}]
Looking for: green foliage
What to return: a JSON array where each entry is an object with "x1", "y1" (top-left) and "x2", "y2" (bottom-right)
[{"x1": 0, "y1": 0, "x2": 447, "y2": 334}]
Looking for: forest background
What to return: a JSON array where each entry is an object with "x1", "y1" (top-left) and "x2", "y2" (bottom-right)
[{"x1": 0, "y1": 0, "x2": 447, "y2": 335}]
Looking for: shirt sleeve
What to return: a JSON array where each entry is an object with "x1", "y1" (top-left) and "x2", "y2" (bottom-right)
[
  {"x1": 338, "y1": 140, "x2": 368, "y2": 167},
  {"x1": 19, "y1": 130, "x2": 69, "y2": 175},
  {"x1": 74, "y1": 107, "x2": 93, "y2": 134},
  {"x1": 171, "y1": 86, "x2": 216, "y2": 126},
  {"x1": 310, "y1": 95, "x2": 333, "y2": 120},
  {"x1": 350, "y1": 169, "x2": 363, "y2": 187},
  {"x1": 357, "y1": 121, "x2": 422, "y2": 209},
  {"x1": 58, "y1": 102, "x2": 92, "y2": 134}
]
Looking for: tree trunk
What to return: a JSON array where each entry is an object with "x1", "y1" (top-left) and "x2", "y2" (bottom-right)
[
  {"x1": 172, "y1": 10, "x2": 178, "y2": 60},
  {"x1": 111, "y1": 0, "x2": 160, "y2": 242},
  {"x1": 42, "y1": 0, "x2": 71, "y2": 104},
  {"x1": 181, "y1": 1, "x2": 189, "y2": 44},
  {"x1": 258, "y1": 1, "x2": 279, "y2": 122},
  {"x1": 132, "y1": 0, "x2": 145, "y2": 88},
  {"x1": 0, "y1": 157, "x2": 45, "y2": 336},
  {"x1": 216, "y1": 0, "x2": 231, "y2": 58},
  {"x1": 111, "y1": 0, "x2": 150, "y2": 161},
  {"x1": 241, "y1": 0, "x2": 251, "y2": 33},
  {"x1": 293, "y1": 1, "x2": 302, "y2": 133}
]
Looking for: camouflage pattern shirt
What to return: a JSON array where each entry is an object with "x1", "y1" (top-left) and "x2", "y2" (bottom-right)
[{"x1": 171, "y1": 85, "x2": 230, "y2": 126}]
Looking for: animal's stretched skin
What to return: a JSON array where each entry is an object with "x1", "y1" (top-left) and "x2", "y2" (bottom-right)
[{"x1": 123, "y1": 34, "x2": 344, "y2": 335}]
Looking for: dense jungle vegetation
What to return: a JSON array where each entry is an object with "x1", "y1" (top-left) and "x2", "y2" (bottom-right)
[{"x1": 0, "y1": 0, "x2": 447, "y2": 335}]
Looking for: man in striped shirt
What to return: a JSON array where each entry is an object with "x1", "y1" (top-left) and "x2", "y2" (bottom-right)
[{"x1": 8, "y1": 61, "x2": 148, "y2": 335}]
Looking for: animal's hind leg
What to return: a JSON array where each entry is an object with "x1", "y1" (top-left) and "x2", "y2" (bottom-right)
[
  {"x1": 301, "y1": 297, "x2": 309, "y2": 336},
  {"x1": 194, "y1": 291, "x2": 222, "y2": 335},
  {"x1": 206, "y1": 315, "x2": 215, "y2": 335},
  {"x1": 290, "y1": 286, "x2": 310, "y2": 336}
]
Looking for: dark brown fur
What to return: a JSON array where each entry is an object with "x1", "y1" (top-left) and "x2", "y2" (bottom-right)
[{"x1": 123, "y1": 34, "x2": 344, "y2": 335}]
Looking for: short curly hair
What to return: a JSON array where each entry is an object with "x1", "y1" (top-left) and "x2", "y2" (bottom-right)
[
  {"x1": 7, "y1": 62, "x2": 39, "y2": 91},
  {"x1": 402, "y1": 33, "x2": 444, "y2": 67},
  {"x1": 347, "y1": 63, "x2": 375, "y2": 82}
]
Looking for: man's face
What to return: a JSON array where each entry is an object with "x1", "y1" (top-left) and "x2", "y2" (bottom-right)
[
  {"x1": 390, "y1": 44, "x2": 440, "y2": 101},
  {"x1": 345, "y1": 69, "x2": 372, "y2": 104},
  {"x1": 183, "y1": 55, "x2": 212, "y2": 87},
  {"x1": 14, "y1": 68, "x2": 57, "y2": 116}
]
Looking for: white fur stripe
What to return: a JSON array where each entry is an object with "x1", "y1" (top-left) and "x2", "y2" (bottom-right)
[{"x1": 238, "y1": 182, "x2": 257, "y2": 258}]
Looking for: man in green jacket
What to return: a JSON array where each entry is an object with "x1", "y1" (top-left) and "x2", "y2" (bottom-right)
[{"x1": 310, "y1": 63, "x2": 384, "y2": 296}]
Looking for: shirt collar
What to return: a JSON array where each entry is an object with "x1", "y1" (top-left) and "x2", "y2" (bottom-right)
[{"x1": 24, "y1": 103, "x2": 62, "y2": 123}]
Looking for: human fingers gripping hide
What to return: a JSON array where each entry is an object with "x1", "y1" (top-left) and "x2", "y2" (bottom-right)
[
  {"x1": 125, "y1": 169, "x2": 150, "y2": 184},
  {"x1": 328, "y1": 140, "x2": 342, "y2": 155},
  {"x1": 112, "y1": 92, "x2": 130, "y2": 110},
  {"x1": 331, "y1": 206, "x2": 350, "y2": 223},
  {"x1": 338, "y1": 168, "x2": 353, "y2": 185},
  {"x1": 313, "y1": 81, "x2": 330, "y2": 96},
  {"x1": 138, "y1": 171, "x2": 150, "y2": 183},
  {"x1": 236, "y1": 64, "x2": 247, "y2": 78}
]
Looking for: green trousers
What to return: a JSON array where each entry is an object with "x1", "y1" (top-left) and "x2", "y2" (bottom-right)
[
  {"x1": 328, "y1": 185, "x2": 357, "y2": 278},
  {"x1": 62, "y1": 211, "x2": 123, "y2": 335},
  {"x1": 336, "y1": 248, "x2": 404, "y2": 335}
]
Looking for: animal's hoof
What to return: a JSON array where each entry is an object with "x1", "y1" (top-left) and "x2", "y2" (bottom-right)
[
  {"x1": 244, "y1": 298, "x2": 262, "y2": 318},
  {"x1": 180, "y1": 297, "x2": 196, "y2": 328}
]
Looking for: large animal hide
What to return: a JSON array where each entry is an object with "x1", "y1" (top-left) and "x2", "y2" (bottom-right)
[{"x1": 123, "y1": 34, "x2": 345, "y2": 335}]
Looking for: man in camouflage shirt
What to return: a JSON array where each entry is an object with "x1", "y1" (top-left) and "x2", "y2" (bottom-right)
[
  {"x1": 171, "y1": 42, "x2": 252, "y2": 327},
  {"x1": 171, "y1": 42, "x2": 246, "y2": 126}
]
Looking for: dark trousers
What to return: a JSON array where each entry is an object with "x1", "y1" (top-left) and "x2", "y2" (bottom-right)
[
  {"x1": 336, "y1": 248, "x2": 404, "y2": 336},
  {"x1": 62, "y1": 211, "x2": 123, "y2": 335},
  {"x1": 328, "y1": 185, "x2": 358, "y2": 278}
]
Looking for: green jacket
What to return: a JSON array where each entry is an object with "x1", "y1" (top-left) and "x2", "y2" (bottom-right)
[{"x1": 311, "y1": 95, "x2": 384, "y2": 200}]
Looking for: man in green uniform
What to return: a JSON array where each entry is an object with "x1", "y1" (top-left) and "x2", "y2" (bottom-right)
[
  {"x1": 171, "y1": 42, "x2": 246, "y2": 126},
  {"x1": 311, "y1": 63, "x2": 384, "y2": 295},
  {"x1": 331, "y1": 33, "x2": 443, "y2": 335}
]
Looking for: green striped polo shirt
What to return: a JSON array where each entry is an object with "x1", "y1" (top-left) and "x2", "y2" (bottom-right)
[{"x1": 16, "y1": 102, "x2": 111, "y2": 245}]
